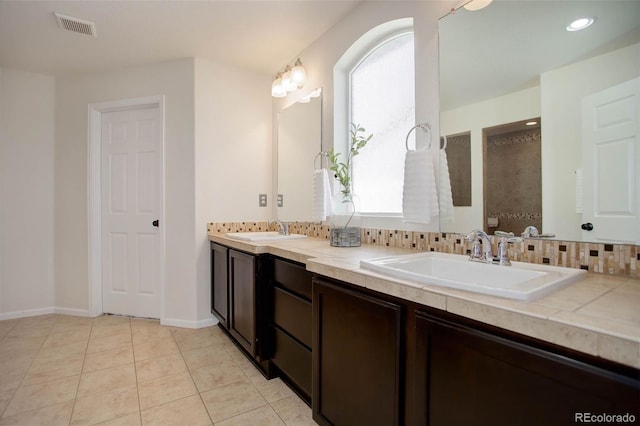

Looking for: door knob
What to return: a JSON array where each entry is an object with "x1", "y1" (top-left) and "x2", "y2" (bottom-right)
[
  {"x1": 152, "y1": 220, "x2": 159, "y2": 227},
  {"x1": 581, "y1": 222, "x2": 593, "y2": 231}
]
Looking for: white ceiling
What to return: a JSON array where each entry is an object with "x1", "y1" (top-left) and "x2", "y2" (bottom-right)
[
  {"x1": 439, "y1": 0, "x2": 640, "y2": 110},
  {"x1": 0, "y1": 0, "x2": 360, "y2": 77}
]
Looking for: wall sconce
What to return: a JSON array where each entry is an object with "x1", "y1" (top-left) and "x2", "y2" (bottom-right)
[{"x1": 272, "y1": 58, "x2": 307, "y2": 98}]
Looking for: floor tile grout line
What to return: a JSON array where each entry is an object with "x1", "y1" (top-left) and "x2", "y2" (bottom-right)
[
  {"x1": 0, "y1": 315, "x2": 314, "y2": 425},
  {"x1": 173, "y1": 324, "x2": 217, "y2": 426},
  {"x1": 67, "y1": 314, "x2": 94, "y2": 426},
  {"x1": 0, "y1": 315, "x2": 59, "y2": 421}
]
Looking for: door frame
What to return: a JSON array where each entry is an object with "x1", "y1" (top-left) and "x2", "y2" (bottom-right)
[{"x1": 87, "y1": 95, "x2": 166, "y2": 318}]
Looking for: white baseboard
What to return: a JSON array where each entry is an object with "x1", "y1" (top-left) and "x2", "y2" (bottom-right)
[
  {"x1": 0, "y1": 306, "x2": 96, "y2": 321},
  {"x1": 0, "y1": 307, "x2": 56, "y2": 321},
  {"x1": 54, "y1": 307, "x2": 93, "y2": 317},
  {"x1": 0, "y1": 307, "x2": 217, "y2": 328},
  {"x1": 161, "y1": 316, "x2": 219, "y2": 329}
]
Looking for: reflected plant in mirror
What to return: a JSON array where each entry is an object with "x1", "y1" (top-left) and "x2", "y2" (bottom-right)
[{"x1": 438, "y1": 0, "x2": 640, "y2": 244}]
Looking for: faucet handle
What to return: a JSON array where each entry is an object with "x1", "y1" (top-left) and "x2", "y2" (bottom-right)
[{"x1": 497, "y1": 236, "x2": 522, "y2": 266}]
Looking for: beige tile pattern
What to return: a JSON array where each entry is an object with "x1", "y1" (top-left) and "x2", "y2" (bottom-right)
[
  {"x1": 0, "y1": 314, "x2": 315, "y2": 426},
  {"x1": 208, "y1": 221, "x2": 640, "y2": 278}
]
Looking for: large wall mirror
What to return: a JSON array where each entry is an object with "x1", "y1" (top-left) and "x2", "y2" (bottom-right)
[
  {"x1": 439, "y1": 0, "x2": 640, "y2": 244},
  {"x1": 276, "y1": 88, "x2": 322, "y2": 221}
]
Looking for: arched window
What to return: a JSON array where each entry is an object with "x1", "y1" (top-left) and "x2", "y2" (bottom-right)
[{"x1": 350, "y1": 31, "x2": 415, "y2": 213}]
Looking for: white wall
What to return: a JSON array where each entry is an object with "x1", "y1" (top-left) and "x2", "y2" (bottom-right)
[
  {"x1": 0, "y1": 68, "x2": 56, "y2": 318},
  {"x1": 55, "y1": 59, "x2": 197, "y2": 323},
  {"x1": 194, "y1": 58, "x2": 272, "y2": 323},
  {"x1": 440, "y1": 86, "x2": 541, "y2": 233},
  {"x1": 271, "y1": 0, "x2": 457, "y2": 232},
  {"x1": 541, "y1": 43, "x2": 640, "y2": 241}
]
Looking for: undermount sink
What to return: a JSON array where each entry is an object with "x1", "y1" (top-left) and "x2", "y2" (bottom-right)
[
  {"x1": 360, "y1": 252, "x2": 586, "y2": 301},
  {"x1": 225, "y1": 231, "x2": 307, "y2": 242}
]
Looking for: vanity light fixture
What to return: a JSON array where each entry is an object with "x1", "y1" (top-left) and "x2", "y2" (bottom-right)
[
  {"x1": 463, "y1": 0, "x2": 493, "y2": 11},
  {"x1": 566, "y1": 17, "x2": 595, "y2": 32},
  {"x1": 290, "y1": 58, "x2": 307, "y2": 87},
  {"x1": 271, "y1": 58, "x2": 307, "y2": 97},
  {"x1": 271, "y1": 72, "x2": 287, "y2": 98}
]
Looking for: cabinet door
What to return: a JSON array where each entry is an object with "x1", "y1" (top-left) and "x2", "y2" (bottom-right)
[
  {"x1": 412, "y1": 310, "x2": 640, "y2": 426},
  {"x1": 210, "y1": 243, "x2": 228, "y2": 328},
  {"x1": 229, "y1": 249, "x2": 256, "y2": 356},
  {"x1": 313, "y1": 278, "x2": 403, "y2": 426}
]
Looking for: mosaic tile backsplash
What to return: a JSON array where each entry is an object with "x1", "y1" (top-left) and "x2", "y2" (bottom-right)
[{"x1": 208, "y1": 221, "x2": 639, "y2": 279}]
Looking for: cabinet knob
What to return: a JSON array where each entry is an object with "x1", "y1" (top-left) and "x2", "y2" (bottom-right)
[
  {"x1": 152, "y1": 220, "x2": 159, "y2": 227},
  {"x1": 581, "y1": 222, "x2": 593, "y2": 231}
]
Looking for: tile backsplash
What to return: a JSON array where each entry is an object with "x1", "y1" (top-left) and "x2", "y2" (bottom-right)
[{"x1": 208, "y1": 221, "x2": 639, "y2": 279}]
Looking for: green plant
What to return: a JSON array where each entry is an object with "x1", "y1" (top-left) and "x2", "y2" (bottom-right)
[{"x1": 328, "y1": 123, "x2": 373, "y2": 196}]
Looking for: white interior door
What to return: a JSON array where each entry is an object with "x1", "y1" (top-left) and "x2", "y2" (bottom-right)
[
  {"x1": 102, "y1": 106, "x2": 162, "y2": 318},
  {"x1": 581, "y1": 77, "x2": 640, "y2": 244}
]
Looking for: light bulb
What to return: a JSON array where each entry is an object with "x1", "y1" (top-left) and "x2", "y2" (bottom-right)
[
  {"x1": 271, "y1": 76, "x2": 286, "y2": 98},
  {"x1": 282, "y1": 68, "x2": 297, "y2": 92},
  {"x1": 290, "y1": 59, "x2": 306, "y2": 88},
  {"x1": 566, "y1": 17, "x2": 595, "y2": 32}
]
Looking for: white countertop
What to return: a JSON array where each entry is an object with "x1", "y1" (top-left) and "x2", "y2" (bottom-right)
[{"x1": 209, "y1": 233, "x2": 640, "y2": 369}]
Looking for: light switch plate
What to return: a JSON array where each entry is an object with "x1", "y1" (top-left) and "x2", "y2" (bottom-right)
[
  {"x1": 277, "y1": 194, "x2": 283, "y2": 207},
  {"x1": 259, "y1": 194, "x2": 267, "y2": 207}
]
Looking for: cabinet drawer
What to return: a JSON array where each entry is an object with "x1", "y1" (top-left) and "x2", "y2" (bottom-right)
[
  {"x1": 273, "y1": 287, "x2": 312, "y2": 348},
  {"x1": 273, "y1": 258, "x2": 312, "y2": 300},
  {"x1": 272, "y1": 327, "x2": 312, "y2": 399}
]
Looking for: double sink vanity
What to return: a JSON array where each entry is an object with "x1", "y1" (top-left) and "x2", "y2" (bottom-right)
[{"x1": 209, "y1": 231, "x2": 639, "y2": 426}]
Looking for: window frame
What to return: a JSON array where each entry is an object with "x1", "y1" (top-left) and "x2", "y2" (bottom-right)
[{"x1": 348, "y1": 30, "x2": 415, "y2": 219}]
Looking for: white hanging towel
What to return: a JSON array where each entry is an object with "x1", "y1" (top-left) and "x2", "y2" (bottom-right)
[
  {"x1": 438, "y1": 149, "x2": 455, "y2": 223},
  {"x1": 402, "y1": 148, "x2": 439, "y2": 224},
  {"x1": 312, "y1": 168, "x2": 333, "y2": 222}
]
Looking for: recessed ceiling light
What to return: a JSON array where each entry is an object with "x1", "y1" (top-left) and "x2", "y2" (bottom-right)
[
  {"x1": 463, "y1": 0, "x2": 493, "y2": 11},
  {"x1": 566, "y1": 17, "x2": 595, "y2": 32},
  {"x1": 525, "y1": 121, "x2": 538, "y2": 126}
]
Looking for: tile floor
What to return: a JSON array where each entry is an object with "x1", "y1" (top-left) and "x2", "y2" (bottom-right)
[{"x1": 0, "y1": 314, "x2": 317, "y2": 425}]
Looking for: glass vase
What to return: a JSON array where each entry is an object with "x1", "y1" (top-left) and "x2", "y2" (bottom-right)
[{"x1": 330, "y1": 192, "x2": 361, "y2": 247}]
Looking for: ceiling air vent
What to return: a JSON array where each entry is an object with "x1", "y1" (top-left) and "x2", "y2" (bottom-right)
[{"x1": 54, "y1": 12, "x2": 97, "y2": 37}]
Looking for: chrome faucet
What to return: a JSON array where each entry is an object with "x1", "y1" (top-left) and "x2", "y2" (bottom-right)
[
  {"x1": 270, "y1": 219, "x2": 289, "y2": 235},
  {"x1": 465, "y1": 229, "x2": 493, "y2": 263},
  {"x1": 521, "y1": 225, "x2": 539, "y2": 238}
]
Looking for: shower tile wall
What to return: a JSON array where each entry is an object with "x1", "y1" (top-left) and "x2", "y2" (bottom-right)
[
  {"x1": 445, "y1": 133, "x2": 471, "y2": 207},
  {"x1": 485, "y1": 128, "x2": 542, "y2": 234}
]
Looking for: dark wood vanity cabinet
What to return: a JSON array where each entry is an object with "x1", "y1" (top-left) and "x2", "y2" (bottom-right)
[
  {"x1": 209, "y1": 247, "x2": 639, "y2": 426},
  {"x1": 410, "y1": 308, "x2": 640, "y2": 426},
  {"x1": 312, "y1": 276, "x2": 404, "y2": 426},
  {"x1": 210, "y1": 243, "x2": 270, "y2": 364},
  {"x1": 210, "y1": 242, "x2": 229, "y2": 328},
  {"x1": 270, "y1": 257, "x2": 313, "y2": 403}
]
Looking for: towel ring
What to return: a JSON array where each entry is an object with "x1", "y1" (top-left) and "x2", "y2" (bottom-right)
[
  {"x1": 314, "y1": 151, "x2": 328, "y2": 170},
  {"x1": 405, "y1": 123, "x2": 431, "y2": 151},
  {"x1": 441, "y1": 134, "x2": 448, "y2": 150}
]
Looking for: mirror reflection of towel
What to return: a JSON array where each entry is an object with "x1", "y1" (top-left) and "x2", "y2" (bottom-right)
[
  {"x1": 312, "y1": 169, "x2": 332, "y2": 222},
  {"x1": 402, "y1": 148, "x2": 439, "y2": 224}
]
